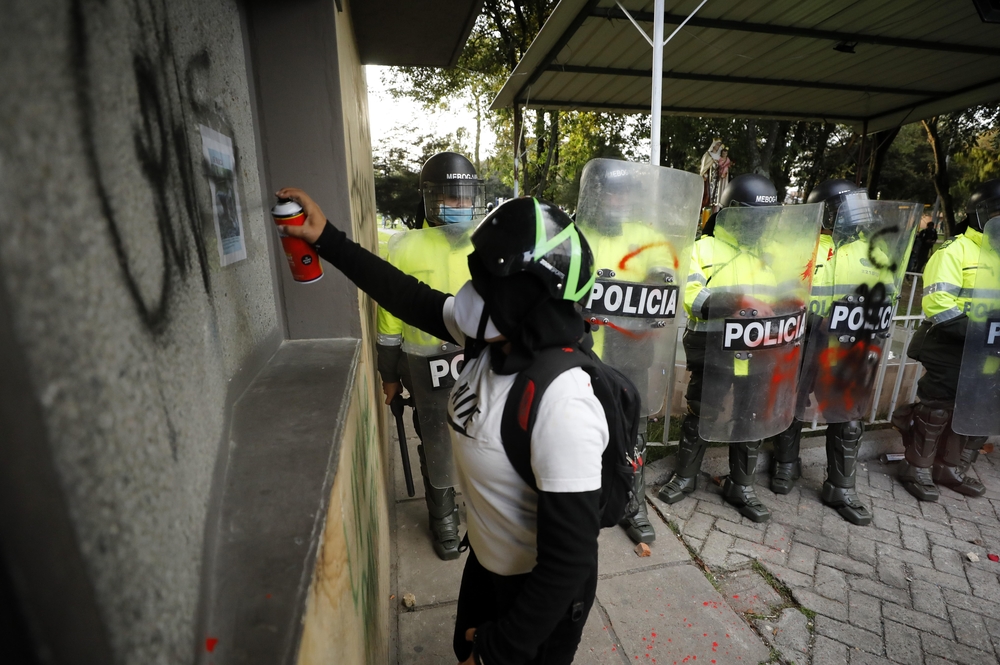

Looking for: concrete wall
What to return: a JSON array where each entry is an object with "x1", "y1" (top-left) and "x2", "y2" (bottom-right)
[
  {"x1": 1, "y1": 0, "x2": 396, "y2": 660},
  {"x1": 0, "y1": 0, "x2": 281, "y2": 661}
]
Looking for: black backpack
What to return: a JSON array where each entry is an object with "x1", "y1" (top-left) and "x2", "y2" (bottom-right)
[{"x1": 498, "y1": 343, "x2": 643, "y2": 528}]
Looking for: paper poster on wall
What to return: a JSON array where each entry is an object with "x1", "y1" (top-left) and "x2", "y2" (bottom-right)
[{"x1": 200, "y1": 125, "x2": 247, "y2": 266}]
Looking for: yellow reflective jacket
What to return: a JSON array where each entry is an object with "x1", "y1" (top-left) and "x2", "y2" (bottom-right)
[
  {"x1": 809, "y1": 234, "x2": 897, "y2": 319},
  {"x1": 376, "y1": 221, "x2": 473, "y2": 350},
  {"x1": 921, "y1": 227, "x2": 983, "y2": 325},
  {"x1": 587, "y1": 221, "x2": 677, "y2": 356},
  {"x1": 684, "y1": 227, "x2": 778, "y2": 330}
]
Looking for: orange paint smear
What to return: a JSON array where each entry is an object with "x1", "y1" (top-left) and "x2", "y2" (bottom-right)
[
  {"x1": 592, "y1": 319, "x2": 653, "y2": 340},
  {"x1": 800, "y1": 257, "x2": 815, "y2": 282}
]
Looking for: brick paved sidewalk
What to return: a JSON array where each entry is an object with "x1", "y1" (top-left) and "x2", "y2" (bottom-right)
[{"x1": 647, "y1": 442, "x2": 1000, "y2": 665}]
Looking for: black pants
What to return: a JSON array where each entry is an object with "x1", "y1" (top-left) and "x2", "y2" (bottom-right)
[
  {"x1": 683, "y1": 330, "x2": 708, "y2": 416},
  {"x1": 453, "y1": 549, "x2": 598, "y2": 665},
  {"x1": 909, "y1": 321, "x2": 963, "y2": 406}
]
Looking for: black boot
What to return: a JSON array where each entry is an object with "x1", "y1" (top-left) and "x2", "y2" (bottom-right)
[
  {"x1": 657, "y1": 414, "x2": 707, "y2": 504},
  {"x1": 933, "y1": 429, "x2": 987, "y2": 497},
  {"x1": 892, "y1": 403, "x2": 948, "y2": 502},
  {"x1": 770, "y1": 419, "x2": 803, "y2": 494},
  {"x1": 621, "y1": 460, "x2": 656, "y2": 544},
  {"x1": 418, "y1": 444, "x2": 461, "y2": 560},
  {"x1": 821, "y1": 421, "x2": 873, "y2": 525},
  {"x1": 722, "y1": 441, "x2": 771, "y2": 522}
]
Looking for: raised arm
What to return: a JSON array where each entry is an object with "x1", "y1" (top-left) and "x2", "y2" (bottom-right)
[{"x1": 276, "y1": 188, "x2": 457, "y2": 344}]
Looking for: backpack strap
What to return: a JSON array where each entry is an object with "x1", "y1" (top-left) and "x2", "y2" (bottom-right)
[{"x1": 499, "y1": 346, "x2": 594, "y2": 492}]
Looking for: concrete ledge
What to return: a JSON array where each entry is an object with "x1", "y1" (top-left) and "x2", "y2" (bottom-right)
[{"x1": 196, "y1": 338, "x2": 360, "y2": 665}]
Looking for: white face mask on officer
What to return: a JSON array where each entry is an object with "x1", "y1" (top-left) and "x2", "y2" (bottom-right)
[{"x1": 452, "y1": 281, "x2": 503, "y2": 342}]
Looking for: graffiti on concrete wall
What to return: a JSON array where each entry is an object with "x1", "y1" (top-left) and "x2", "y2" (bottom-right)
[
  {"x1": 343, "y1": 373, "x2": 386, "y2": 662},
  {"x1": 70, "y1": 0, "x2": 240, "y2": 335}
]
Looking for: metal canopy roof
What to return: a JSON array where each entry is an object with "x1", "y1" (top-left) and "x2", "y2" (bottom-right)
[
  {"x1": 491, "y1": 0, "x2": 1000, "y2": 133},
  {"x1": 353, "y1": 0, "x2": 483, "y2": 67}
]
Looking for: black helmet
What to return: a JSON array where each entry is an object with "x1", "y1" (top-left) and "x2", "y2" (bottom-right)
[
  {"x1": 966, "y1": 178, "x2": 1000, "y2": 232},
  {"x1": 471, "y1": 197, "x2": 595, "y2": 303},
  {"x1": 577, "y1": 159, "x2": 643, "y2": 236},
  {"x1": 417, "y1": 152, "x2": 486, "y2": 228},
  {"x1": 807, "y1": 178, "x2": 870, "y2": 231},
  {"x1": 720, "y1": 174, "x2": 779, "y2": 208}
]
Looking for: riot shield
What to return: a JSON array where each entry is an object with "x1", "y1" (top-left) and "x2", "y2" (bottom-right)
[
  {"x1": 699, "y1": 203, "x2": 824, "y2": 442},
  {"x1": 953, "y1": 216, "x2": 1000, "y2": 436},
  {"x1": 575, "y1": 158, "x2": 703, "y2": 417},
  {"x1": 796, "y1": 200, "x2": 921, "y2": 424},
  {"x1": 387, "y1": 221, "x2": 475, "y2": 488}
]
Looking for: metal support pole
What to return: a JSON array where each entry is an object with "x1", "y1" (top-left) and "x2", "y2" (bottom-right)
[{"x1": 650, "y1": 0, "x2": 664, "y2": 165}]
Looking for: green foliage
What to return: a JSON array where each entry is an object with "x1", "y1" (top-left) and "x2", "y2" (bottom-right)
[
  {"x1": 378, "y1": 3, "x2": 999, "y2": 222},
  {"x1": 873, "y1": 123, "x2": 937, "y2": 202}
]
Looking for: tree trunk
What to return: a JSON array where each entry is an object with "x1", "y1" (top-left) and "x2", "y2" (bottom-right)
[
  {"x1": 513, "y1": 103, "x2": 523, "y2": 196},
  {"x1": 765, "y1": 121, "x2": 791, "y2": 201},
  {"x1": 802, "y1": 122, "x2": 835, "y2": 201},
  {"x1": 865, "y1": 127, "x2": 901, "y2": 199},
  {"x1": 745, "y1": 120, "x2": 762, "y2": 174},
  {"x1": 535, "y1": 111, "x2": 559, "y2": 197},
  {"x1": 922, "y1": 117, "x2": 956, "y2": 235}
]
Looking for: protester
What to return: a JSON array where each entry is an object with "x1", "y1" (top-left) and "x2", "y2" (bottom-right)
[
  {"x1": 277, "y1": 188, "x2": 606, "y2": 665},
  {"x1": 908, "y1": 221, "x2": 938, "y2": 273}
]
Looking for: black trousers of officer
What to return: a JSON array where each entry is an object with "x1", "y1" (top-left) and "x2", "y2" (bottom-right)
[
  {"x1": 909, "y1": 321, "x2": 963, "y2": 406},
  {"x1": 683, "y1": 330, "x2": 765, "y2": 427}
]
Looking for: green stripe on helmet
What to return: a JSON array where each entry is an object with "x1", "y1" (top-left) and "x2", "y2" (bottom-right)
[{"x1": 531, "y1": 198, "x2": 594, "y2": 301}]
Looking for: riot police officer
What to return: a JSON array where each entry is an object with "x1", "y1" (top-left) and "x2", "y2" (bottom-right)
[
  {"x1": 893, "y1": 179, "x2": 1000, "y2": 501},
  {"x1": 377, "y1": 152, "x2": 485, "y2": 558},
  {"x1": 658, "y1": 174, "x2": 787, "y2": 522},
  {"x1": 577, "y1": 159, "x2": 701, "y2": 544},
  {"x1": 771, "y1": 180, "x2": 918, "y2": 525}
]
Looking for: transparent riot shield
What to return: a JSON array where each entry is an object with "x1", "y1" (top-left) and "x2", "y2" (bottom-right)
[
  {"x1": 953, "y1": 216, "x2": 1000, "y2": 436},
  {"x1": 796, "y1": 200, "x2": 921, "y2": 424},
  {"x1": 387, "y1": 221, "x2": 475, "y2": 488},
  {"x1": 575, "y1": 158, "x2": 703, "y2": 417},
  {"x1": 699, "y1": 203, "x2": 824, "y2": 442}
]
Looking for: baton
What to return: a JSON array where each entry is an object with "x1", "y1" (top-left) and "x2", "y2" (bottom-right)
[{"x1": 390, "y1": 394, "x2": 416, "y2": 497}]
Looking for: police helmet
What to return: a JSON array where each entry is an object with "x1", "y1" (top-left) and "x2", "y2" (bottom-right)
[
  {"x1": 471, "y1": 197, "x2": 596, "y2": 303},
  {"x1": 720, "y1": 173, "x2": 779, "y2": 208},
  {"x1": 965, "y1": 178, "x2": 1000, "y2": 232},
  {"x1": 807, "y1": 178, "x2": 870, "y2": 231},
  {"x1": 417, "y1": 152, "x2": 486, "y2": 228},
  {"x1": 580, "y1": 160, "x2": 642, "y2": 236}
]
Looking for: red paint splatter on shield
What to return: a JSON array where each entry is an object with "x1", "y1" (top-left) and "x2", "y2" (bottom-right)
[
  {"x1": 618, "y1": 241, "x2": 674, "y2": 271},
  {"x1": 205, "y1": 637, "x2": 218, "y2": 653}
]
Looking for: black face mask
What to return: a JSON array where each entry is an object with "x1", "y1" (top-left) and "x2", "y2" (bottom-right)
[{"x1": 467, "y1": 252, "x2": 587, "y2": 374}]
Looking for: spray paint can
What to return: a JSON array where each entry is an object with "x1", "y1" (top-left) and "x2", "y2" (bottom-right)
[{"x1": 271, "y1": 199, "x2": 323, "y2": 283}]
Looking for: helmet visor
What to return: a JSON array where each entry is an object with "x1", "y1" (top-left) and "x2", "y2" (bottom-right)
[
  {"x1": 971, "y1": 200, "x2": 1000, "y2": 232},
  {"x1": 830, "y1": 191, "x2": 873, "y2": 234},
  {"x1": 423, "y1": 180, "x2": 486, "y2": 225}
]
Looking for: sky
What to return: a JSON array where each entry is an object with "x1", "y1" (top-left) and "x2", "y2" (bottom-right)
[{"x1": 365, "y1": 65, "x2": 497, "y2": 160}]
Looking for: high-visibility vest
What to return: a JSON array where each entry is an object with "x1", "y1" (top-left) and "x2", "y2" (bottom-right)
[
  {"x1": 587, "y1": 221, "x2": 675, "y2": 356},
  {"x1": 376, "y1": 221, "x2": 473, "y2": 350}
]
